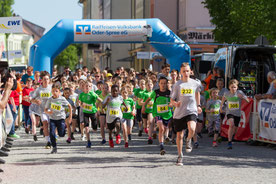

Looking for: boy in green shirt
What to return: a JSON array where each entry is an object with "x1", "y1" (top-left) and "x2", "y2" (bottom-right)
[
  {"x1": 143, "y1": 77, "x2": 173, "y2": 155},
  {"x1": 79, "y1": 81, "x2": 102, "y2": 148}
]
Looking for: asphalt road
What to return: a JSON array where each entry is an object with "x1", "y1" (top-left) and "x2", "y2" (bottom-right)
[{"x1": 1, "y1": 127, "x2": 275, "y2": 184}]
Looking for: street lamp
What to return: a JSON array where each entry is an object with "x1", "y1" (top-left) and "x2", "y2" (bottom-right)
[{"x1": 105, "y1": 47, "x2": 111, "y2": 68}]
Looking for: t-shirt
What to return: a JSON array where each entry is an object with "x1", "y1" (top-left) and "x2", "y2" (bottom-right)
[
  {"x1": 171, "y1": 78, "x2": 202, "y2": 119},
  {"x1": 79, "y1": 91, "x2": 98, "y2": 114},
  {"x1": 206, "y1": 99, "x2": 221, "y2": 122},
  {"x1": 122, "y1": 98, "x2": 135, "y2": 120},
  {"x1": 98, "y1": 93, "x2": 109, "y2": 114},
  {"x1": 266, "y1": 83, "x2": 276, "y2": 95},
  {"x1": 224, "y1": 90, "x2": 247, "y2": 117},
  {"x1": 22, "y1": 87, "x2": 34, "y2": 106},
  {"x1": 141, "y1": 90, "x2": 154, "y2": 114},
  {"x1": 45, "y1": 96, "x2": 69, "y2": 120},
  {"x1": 150, "y1": 89, "x2": 172, "y2": 120},
  {"x1": 31, "y1": 85, "x2": 52, "y2": 114},
  {"x1": 198, "y1": 94, "x2": 206, "y2": 121},
  {"x1": 9, "y1": 90, "x2": 20, "y2": 106},
  {"x1": 218, "y1": 88, "x2": 228, "y2": 113},
  {"x1": 95, "y1": 90, "x2": 102, "y2": 96},
  {"x1": 21, "y1": 74, "x2": 34, "y2": 84},
  {"x1": 104, "y1": 95, "x2": 124, "y2": 123},
  {"x1": 29, "y1": 91, "x2": 40, "y2": 115},
  {"x1": 65, "y1": 98, "x2": 74, "y2": 117},
  {"x1": 133, "y1": 88, "x2": 146, "y2": 109}
]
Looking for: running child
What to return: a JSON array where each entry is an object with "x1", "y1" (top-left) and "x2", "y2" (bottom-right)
[
  {"x1": 45, "y1": 84, "x2": 72, "y2": 153},
  {"x1": 121, "y1": 87, "x2": 135, "y2": 143},
  {"x1": 63, "y1": 88, "x2": 75, "y2": 143},
  {"x1": 22, "y1": 78, "x2": 34, "y2": 134},
  {"x1": 68, "y1": 82, "x2": 78, "y2": 139},
  {"x1": 29, "y1": 83, "x2": 41, "y2": 141},
  {"x1": 102, "y1": 85, "x2": 128, "y2": 148},
  {"x1": 143, "y1": 76, "x2": 172, "y2": 155},
  {"x1": 79, "y1": 81, "x2": 102, "y2": 148},
  {"x1": 205, "y1": 88, "x2": 221, "y2": 147},
  {"x1": 220, "y1": 79, "x2": 249, "y2": 149}
]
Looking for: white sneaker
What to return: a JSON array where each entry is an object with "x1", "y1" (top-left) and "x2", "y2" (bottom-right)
[
  {"x1": 176, "y1": 156, "x2": 183, "y2": 166},
  {"x1": 82, "y1": 135, "x2": 86, "y2": 141},
  {"x1": 185, "y1": 139, "x2": 193, "y2": 153}
]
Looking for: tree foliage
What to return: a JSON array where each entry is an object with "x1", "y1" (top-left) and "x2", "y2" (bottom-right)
[
  {"x1": 54, "y1": 44, "x2": 79, "y2": 71},
  {"x1": 203, "y1": 0, "x2": 276, "y2": 44},
  {"x1": 0, "y1": 0, "x2": 14, "y2": 17}
]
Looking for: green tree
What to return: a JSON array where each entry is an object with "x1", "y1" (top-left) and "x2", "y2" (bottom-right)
[
  {"x1": 203, "y1": 0, "x2": 276, "y2": 44},
  {"x1": 0, "y1": 0, "x2": 14, "y2": 17},
  {"x1": 54, "y1": 44, "x2": 79, "y2": 71}
]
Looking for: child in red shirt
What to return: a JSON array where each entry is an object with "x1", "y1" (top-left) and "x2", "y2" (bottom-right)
[{"x1": 22, "y1": 78, "x2": 34, "y2": 134}]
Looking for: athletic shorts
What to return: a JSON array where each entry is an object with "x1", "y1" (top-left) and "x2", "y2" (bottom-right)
[
  {"x1": 155, "y1": 116, "x2": 171, "y2": 127},
  {"x1": 173, "y1": 114, "x2": 197, "y2": 132},
  {"x1": 121, "y1": 119, "x2": 134, "y2": 127},
  {"x1": 220, "y1": 113, "x2": 225, "y2": 121},
  {"x1": 227, "y1": 114, "x2": 241, "y2": 127},
  {"x1": 100, "y1": 113, "x2": 106, "y2": 117},
  {"x1": 142, "y1": 113, "x2": 149, "y2": 119},
  {"x1": 207, "y1": 119, "x2": 220, "y2": 132},
  {"x1": 83, "y1": 113, "x2": 97, "y2": 130},
  {"x1": 136, "y1": 109, "x2": 142, "y2": 122},
  {"x1": 197, "y1": 119, "x2": 203, "y2": 123},
  {"x1": 41, "y1": 113, "x2": 49, "y2": 122},
  {"x1": 107, "y1": 117, "x2": 121, "y2": 131}
]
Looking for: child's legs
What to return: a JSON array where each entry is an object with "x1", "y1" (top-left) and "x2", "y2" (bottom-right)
[
  {"x1": 83, "y1": 114, "x2": 91, "y2": 141},
  {"x1": 127, "y1": 119, "x2": 133, "y2": 135},
  {"x1": 227, "y1": 118, "x2": 235, "y2": 142},
  {"x1": 147, "y1": 113, "x2": 153, "y2": 137},
  {"x1": 115, "y1": 122, "x2": 121, "y2": 136},
  {"x1": 30, "y1": 113, "x2": 36, "y2": 135},
  {"x1": 157, "y1": 120, "x2": 164, "y2": 143},
  {"x1": 22, "y1": 105, "x2": 30, "y2": 127},
  {"x1": 49, "y1": 120, "x2": 57, "y2": 147},
  {"x1": 72, "y1": 118, "x2": 77, "y2": 132},
  {"x1": 121, "y1": 121, "x2": 127, "y2": 142},
  {"x1": 65, "y1": 118, "x2": 71, "y2": 138},
  {"x1": 56, "y1": 119, "x2": 66, "y2": 138},
  {"x1": 99, "y1": 115, "x2": 106, "y2": 139},
  {"x1": 187, "y1": 121, "x2": 196, "y2": 141},
  {"x1": 107, "y1": 122, "x2": 115, "y2": 140},
  {"x1": 214, "y1": 120, "x2": 220, "y2": 141},
  {"x1": 41, "y1": 114, "x2": 49, "y2": 137}
]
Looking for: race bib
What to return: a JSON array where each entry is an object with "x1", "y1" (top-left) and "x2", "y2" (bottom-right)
[
  {"x1": 41, "y1": 92, "x2": 50, "y2": 98},
  {"x1": 212, "y1": 109, "x2": 220, "y2": 115},
  {"x1": 146, "y1": 104, "x2": 153, "y2": 109},
  {"x1": 180, "y1": 88, "x2": 193, "y2": 96},
  {"x1": 157, "y1": 104, "x2": 169, "y2": 113},
  {"x1": 83, "y1": 103, "x2": 92, "y2": 111},
  {"x1": 72, "y1": 97, "x2": 76, "y2": 103},
  {"x1": 51, "y1": 103, "x2": 61, "y2": 111},
  {"x1": 228, "y1": 101, "x2": 239, "y2": 110},
  {"x1": 121, "y1": 105, "x2": 131, "y2": 113},
  {"x1": 110, "y1": 109, "x2": 119, "y2": 116}
]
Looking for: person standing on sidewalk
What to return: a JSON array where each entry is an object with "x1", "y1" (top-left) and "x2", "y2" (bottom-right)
[{"x1": 170, "y1": 63, "x2": 202, "y2": 166}]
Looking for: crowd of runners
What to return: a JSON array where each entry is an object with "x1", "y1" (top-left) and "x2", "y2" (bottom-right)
[{"x1": 2, "y1": 63, "x2": 276, "y2": 166}]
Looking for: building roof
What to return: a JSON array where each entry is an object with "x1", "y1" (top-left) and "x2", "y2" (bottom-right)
[{"x1": 22, "y1": 19, "x2": 45, "y2": 38}]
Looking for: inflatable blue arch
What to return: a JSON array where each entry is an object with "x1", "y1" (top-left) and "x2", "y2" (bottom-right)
[{"x1": 29, "y1": 18, "x2": 190, "y2": 73}]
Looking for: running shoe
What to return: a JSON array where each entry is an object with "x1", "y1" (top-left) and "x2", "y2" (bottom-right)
[
  {"x1": 194, "y1": 142, "x2": 199, "y2": 149},
  {"x1": 171, "y1": 139, "x2": 176, "y2": 145},
  {"x1": 144, "y1": 128, "x2": 148, "y2": 134},
  {"x1": 86, "y1": 141, "x2": 91, "y2": 148},
  {"x1": 160, "y1": 145, "x2": 166, "y2": 155},
  {"x1": 176, "y1": 156, "x2": 183, "y2": 166},
  {"x1": 227, "y1": 142, "x2": 232, "y2": 149},
  {"x1": 71, "y1": 133, "x2": 75, "y2": 140},
  {"x1": 197, "y1": 133, "x2": 203, "y2": 139},
  {"x1": 138, "y1": 130, "x2": 142, "y2": 137},
  {"x1": 51, "y1": 147, "x2": 57, "y2": 154},
  {"x1": 109, "y1": 139, "x2": 114, "y2": 148},
  {"x1": 8, "y1": 134, "x2": 20, "y2": 139},
  {"x1": 165, "y1": 137, "x2": 170, "y2": 144},
  {"x1": 33, "y1": 135, "x2": 38, "y2": 142},
  {"x1": 45, "y1": 141, "x2": 51, "y2": 149},
  {"x1": 212, "y1": 141, "x2": 218, "y2": 147},
  {"x1": 125, "y1": 142, "x2": 129, "y2": 148},
  {"x1": 116, "y1": 134, "x2": 121, "y2": 144},
  {"x1": 128, "y1": 134, "x2": 132, "y2": 141},
  {"x1": 25, "y1": 127, "x2": 29, "y2": 134},
  {"x1": 217, "y1": 136, "x2": 222, "y2": 143},
  {"x1": 148, "y1": 138, "x2": 153, "y2": 144},
  {"x1": 152, "y1": 133, "x2": 157, "y2": 139},
  {"x1": 82, "y1": 135, "x2": 86, "y2": 141},
  {"x1": 101, "y1": 139, "x2": 106, "y2": 145},
  {"x1": 185, "y1": 139, "x2": 193, "y2": 153},
  {"x1": 66, "y1": 137, "x2": 72, "y2": 144}
]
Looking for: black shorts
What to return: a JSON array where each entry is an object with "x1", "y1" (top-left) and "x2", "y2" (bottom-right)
[
  {"x1": 83, "y1": 113, "x2": 97, "y2": 130},
  {"x1": 136, "y1": 108, "x2": 142, "y2": 122},
  {"x1": 155, "y1": 116, "x2": 171, "y2": 127},
  {"x1": 100, "y1": 113, "x2": 106, "y2": 117},
  {"x1": 107, "y1": 118, "x2": 121, "y2": 131},
  {"x1": 227, "y1": 114, "x2": 241, "y2": 127},
  {"x1": 197, "y1": 119, "x2": 203, "y2": 123},
  {"x1": 173, "y1": 114, "x2": 197, "y2": 132},
  {"x1": 72, "y1": 114, "x2": 78, "y2": 119},
  {"x1": 220, "y1": 113, "x2": 225, "y2": 121},
  {"x1": 142, "y1": 113, "x2": 149, "y2": 119}
]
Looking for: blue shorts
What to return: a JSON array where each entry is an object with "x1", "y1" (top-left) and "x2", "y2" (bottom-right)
[{"x1": 155, "y1": 116, "x2": 172, "y2": 127}]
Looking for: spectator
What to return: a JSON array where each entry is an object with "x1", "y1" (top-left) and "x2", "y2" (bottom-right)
[
  {"x1": 158, "y1": 63, "x2": 171, "y2": 80},
  {"x1": 21, "y1": 66, "x2": 34, "y2": 85},
  {"x1": 204, "y1": 67, "x2": 219, "y2": 90},
  {"x1": 255, "y1": 71, "x2": 276, "y2": 100}
]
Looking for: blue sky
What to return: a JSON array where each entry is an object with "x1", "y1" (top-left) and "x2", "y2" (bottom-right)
[{"x1": 12, "y1": 0, "x2": 82, "y2": 34}]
